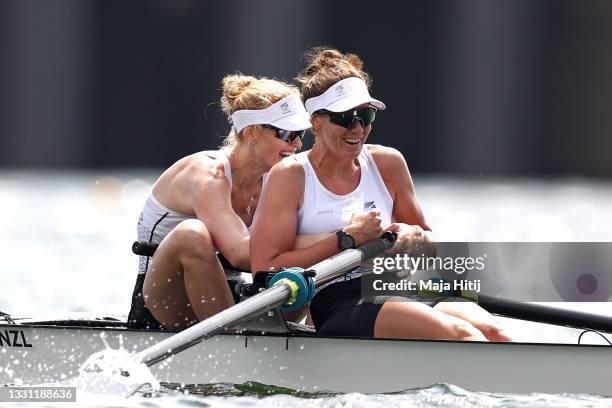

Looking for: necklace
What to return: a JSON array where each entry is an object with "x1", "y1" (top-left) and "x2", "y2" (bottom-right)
[
  {"x1": 246, "y1": 194, "x2": 254, "y2": 216},
  {"x1": 229, "y1": 147, "x2": 261, "y2": 217},
  {"x1": 312, "y1": 158, "x2": 359, "y2": 186},
  {"x1": 311, "y1": 159, "x2": 328, "y2": 177},
  {"x1": 240, "y1": 178, "x2": 261, "y2": 217}
]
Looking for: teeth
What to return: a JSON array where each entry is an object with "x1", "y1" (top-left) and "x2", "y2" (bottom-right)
[
  {"x1": 344, "y1": 138, "x2": 360, "y2": 144},
  {"x1": 280, "y1": 152, "x2": 293, "y2": 157}
]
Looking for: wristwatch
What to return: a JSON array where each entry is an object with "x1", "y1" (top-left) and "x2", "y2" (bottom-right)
[{"x1": 336, "y1": 230, "x2": 356, "y2": 250}]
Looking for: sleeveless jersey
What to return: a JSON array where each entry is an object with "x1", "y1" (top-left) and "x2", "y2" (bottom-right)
[
  {"x1": 136, "y1": 150, "x2": 233, "y2": 275},
  {"x1": 293, "y1": 146, "x2": 393, "y2": 290}
]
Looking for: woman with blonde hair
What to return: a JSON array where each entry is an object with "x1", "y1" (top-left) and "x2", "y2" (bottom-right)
[
  {"x1": 127, "y1": 74, "x2": 310, "y2": 330},
  {"x1": 251, "y1": 48, "x2": 511, "y2": 341}
]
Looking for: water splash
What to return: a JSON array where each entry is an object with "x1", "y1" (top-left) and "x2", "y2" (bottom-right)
[{"x1": 72, "y1": 333, "x2": 160, "y2": 398}]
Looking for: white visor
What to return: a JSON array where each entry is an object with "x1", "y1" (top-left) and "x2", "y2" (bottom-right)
[
  {"x1": 304, "y1": 77, "x2": 386, "y2": 115},
  {"x1": 231, "y1": 93, "x2": 311, "y2": 134}
]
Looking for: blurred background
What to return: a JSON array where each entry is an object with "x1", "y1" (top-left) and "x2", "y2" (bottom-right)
[
  {"x1": 1, "y1": 0, "x2": 611, "y2": 317},
  {"x1": 2, "y1": 0, "x2": 612, "y2": 175}
]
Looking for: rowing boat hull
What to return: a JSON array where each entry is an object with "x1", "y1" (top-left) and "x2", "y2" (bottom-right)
[{"x1": 1, "y1": 322, "x2": 611, "y2": 396}]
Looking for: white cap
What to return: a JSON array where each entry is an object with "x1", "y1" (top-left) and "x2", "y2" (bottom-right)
[
  {"x1": 231, "y1": 93, "x2": 311, "y2": 134},
  {"x1": 304, "y1": 77, "x2": 386, "y2": 115}
]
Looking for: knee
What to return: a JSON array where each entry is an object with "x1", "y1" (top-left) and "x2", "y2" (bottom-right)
[
  {"x1": 142, "y1": 278, "x2": 159, "y2": 311},
  {"x1": 173, "y1": 219, "x2": 215, "y2": 258}
]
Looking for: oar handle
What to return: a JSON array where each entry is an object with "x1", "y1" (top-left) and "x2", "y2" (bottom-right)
[
  {"x1": 361, "y1": 231, "x2": 397, "y2": 260},
  {"x1": 132, "y1": 241, "x2": 158, "y2": 256}
]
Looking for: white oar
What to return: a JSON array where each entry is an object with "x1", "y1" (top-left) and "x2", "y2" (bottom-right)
[{"x1": 77, "y1": 234, "x2": 396, "y2": 397}]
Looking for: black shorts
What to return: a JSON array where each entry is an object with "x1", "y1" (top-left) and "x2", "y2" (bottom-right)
[
  {"x1": 309, "y1": 277, "x2": 446, "y2": 338},
  {"x1": 127, "y1": 273, "x2": 242, "y2": 330}
]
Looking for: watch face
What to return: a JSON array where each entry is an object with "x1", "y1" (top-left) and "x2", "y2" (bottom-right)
[{"x1": 341, "y1": 235, "x2": 354, "y2": 249}]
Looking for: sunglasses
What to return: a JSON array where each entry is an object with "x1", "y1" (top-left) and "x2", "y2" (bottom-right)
[
  {"x1": 261, "y1": 124, "x2": 305, "y2": 143},
  {"x1": 317, "y1": 107, "x2": 377, "y2": 129}
]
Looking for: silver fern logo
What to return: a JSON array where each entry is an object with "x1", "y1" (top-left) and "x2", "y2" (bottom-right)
[
  {"x1": 335, "y1": 84, "x2": 345, "y2": 97},
  {"x1": 364, "y1": 201, "x2": 376, "y2": 210},
  {"x1": 280, "y1": 101, "x2": 290, "y2": 114}
]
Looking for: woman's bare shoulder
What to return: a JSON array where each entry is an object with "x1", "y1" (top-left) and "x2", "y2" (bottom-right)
[
  {"x1": 187, "y1": 150, "x2": 228, "y2": 179},
  {"x1": 160, "y1": 150, "x2": 225, "y2": 182},
  {"x1": 271, "y1": 154, "x2": 306, "y2": 176},
  {"x1": 365, "y1": 144, "x2": 407, "y2": 172},
  {"x1": 153, "y1": 150, "x2": 229, "y2": 201},
  {"x1": 366, "y1": 143, "x2": 403, "y2": 158},
  {"x1": 263, "y1": 154, "x2": 306, "y2": 197}
]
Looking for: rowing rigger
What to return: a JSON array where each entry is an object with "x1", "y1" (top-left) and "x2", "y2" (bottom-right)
[{"x1": 2, "y1": 235, "x2": 612, "y2": 397}]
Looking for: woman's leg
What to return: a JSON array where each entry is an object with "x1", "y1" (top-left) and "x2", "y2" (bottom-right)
[
  {"x1": 143, "y1": 219, "x2": 235, "y2": 330},
  {"x1": 433, "y1": 301, "x2": 513, "y2": 341},
  {"x1": 374, "y1": 300, "x2": 488, "y2": 341}
]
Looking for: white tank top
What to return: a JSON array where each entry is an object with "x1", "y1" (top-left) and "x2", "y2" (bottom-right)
[
  {"x1": 136, "y1": 150, "x2": 233, "y2": 274},
  {"x1": 294, "y1": 146, "x2": 393, "y2": 289}
]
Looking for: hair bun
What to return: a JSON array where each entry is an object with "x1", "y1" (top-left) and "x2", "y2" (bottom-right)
[
  {"x1": 218, "y1": 73, "x2": 299, "y2": 148},
  {"x1": 345, "y1": 53, "x2": 364, "y2": 71},
  {"x1": 297, "y1": 47, "x2": 371, "y2": 102},
  {"x1": 221, "y1": 74, "x2": 257, "y2": 115}
]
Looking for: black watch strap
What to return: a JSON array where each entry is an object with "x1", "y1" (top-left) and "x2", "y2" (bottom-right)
[{"x1": 336, "y1": 230, "x2": 356, "y2": 250}]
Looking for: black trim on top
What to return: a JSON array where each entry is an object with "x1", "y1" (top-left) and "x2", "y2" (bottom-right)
[{"x1": 144, "y1": 211, "x2": 169, "y2": 270}]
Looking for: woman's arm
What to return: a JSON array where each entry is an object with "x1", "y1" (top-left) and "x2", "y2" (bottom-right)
[
  {"x1": 188, "y1": 164, "x2": 252, "y2": 270},
  {"x1": 369, "y1": 145, "x2": 435, "y2": 254},
  {"x1": 369, "y1": 145, "x2": 430, "y2": 228},
  {"x1": 250, "y1": 161, "x2": 340, "y2": 274}
]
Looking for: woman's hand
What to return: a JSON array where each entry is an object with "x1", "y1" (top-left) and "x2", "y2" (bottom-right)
[
  {"x1": 384, "y1": 222, "x2": 426, "y2": 256},
  {"x1": 343, "y1": 210, "x2": 384, "y2": 246}
]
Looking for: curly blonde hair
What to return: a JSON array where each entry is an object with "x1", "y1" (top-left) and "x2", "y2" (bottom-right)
[{"x1": 219, "y1": 74, "x2": 299, "y2": 148}]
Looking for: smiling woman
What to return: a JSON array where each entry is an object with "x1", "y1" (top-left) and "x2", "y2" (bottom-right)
[
  {"x1": 250, "y1": 47, "x2": 512, "y2": 341},
  {"x1": 127, "y1": 74, "x2": 311, "y2": 331}
]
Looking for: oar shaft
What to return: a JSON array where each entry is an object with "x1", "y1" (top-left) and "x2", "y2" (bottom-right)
[
  {"x1": 135, "y1": 236, "x2": 395, "y2": 367},
  {"x1": 137, "y1": 284, "x2": 291, "y2": 366},
  {"x1": 309, "y1": 249, "x2": 363, "y2": 286},
  {"x1": 312, "y1": 237, "x2": 392, "y2": 286},
  {"x1": 478, "y1": 294, "x2": 612, "y2": 333}
]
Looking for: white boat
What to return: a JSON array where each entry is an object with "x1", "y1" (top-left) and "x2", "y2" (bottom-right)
[
  {"x1": 2, "y1": 238, "x2": 612, "y2": 397},
  {"x1": 1, "y1": 312, "x2": 612, "y2": 396}
]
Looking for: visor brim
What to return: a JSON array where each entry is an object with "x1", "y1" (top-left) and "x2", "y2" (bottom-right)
[
  {"x1": 269, "y1": 115, "x2": 312, "y2": 131},
  {"x1": 323, "y1": 96, "x2": 386, "y2": 113}
]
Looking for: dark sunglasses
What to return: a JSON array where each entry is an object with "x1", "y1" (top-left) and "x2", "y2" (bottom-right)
[
  {"x1": 317, "y1": 107, "x2": 377, "y2": 129},
  {"x1": 261, "y1": 124, "x2": 305, "y2": 143}
]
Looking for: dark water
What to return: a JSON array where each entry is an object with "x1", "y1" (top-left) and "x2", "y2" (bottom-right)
[{"x1": 123, "y1": 382, "x2": 612, "y2": 408}]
